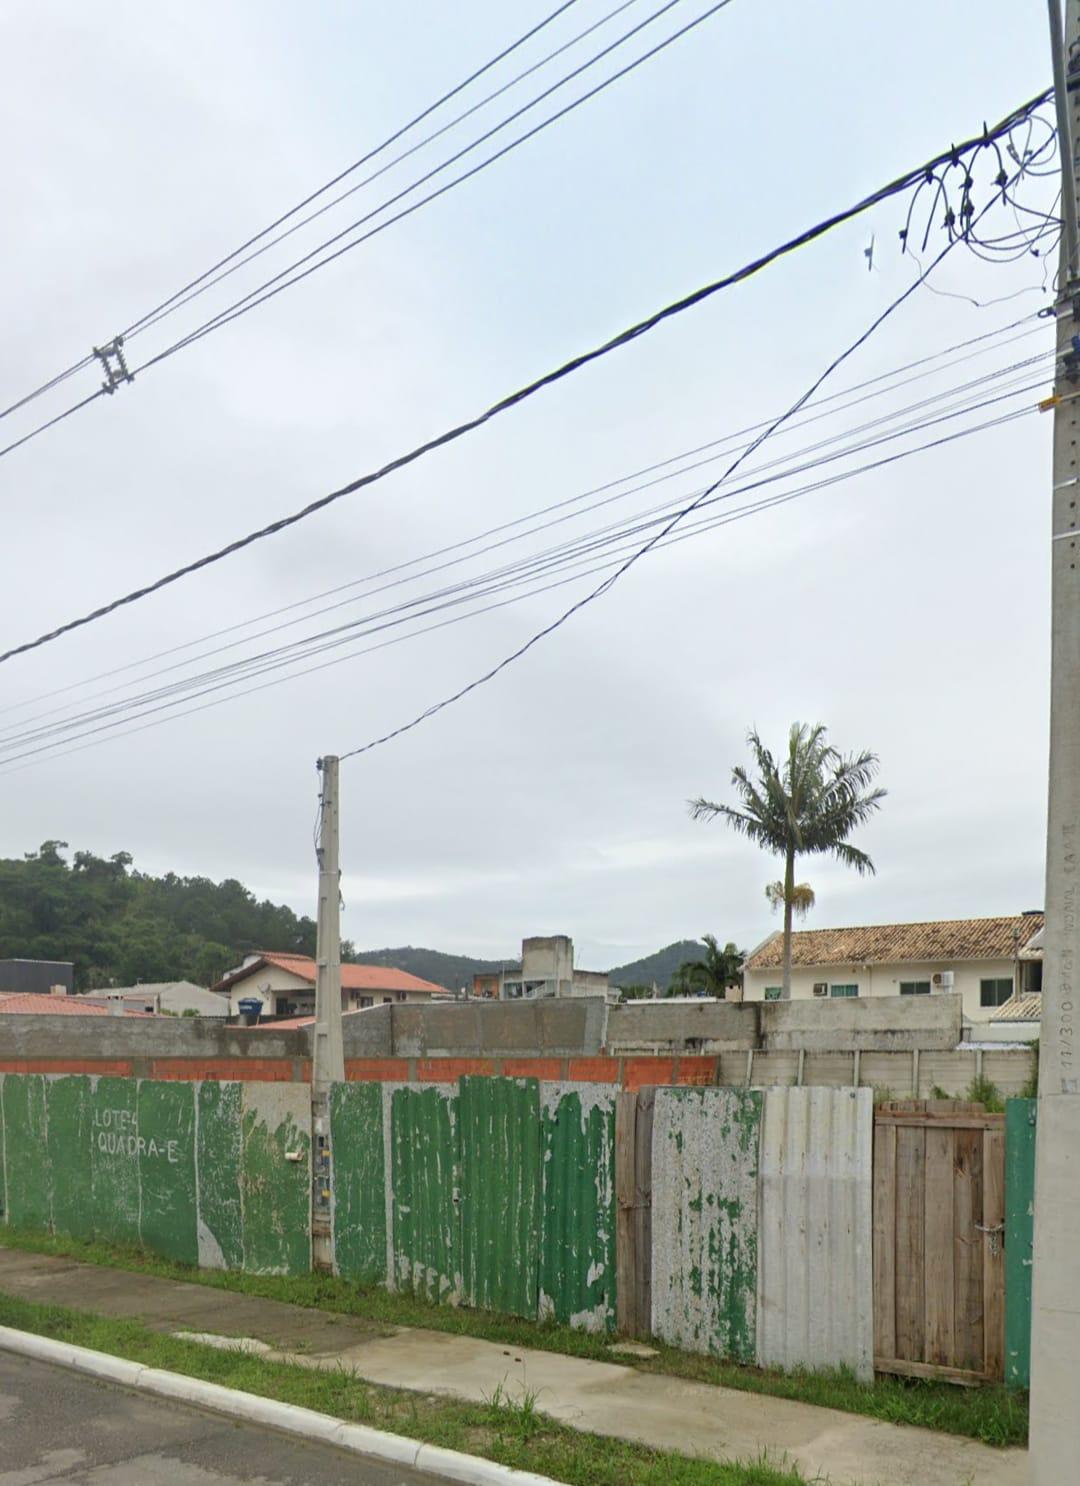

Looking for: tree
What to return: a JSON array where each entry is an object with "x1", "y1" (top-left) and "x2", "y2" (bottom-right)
[
  {"x1": 671, "y1": 934, "x2": 745, "y2": 998},
  {"x1": 690, "y1": 723, "x2": 885, "y2": 999}
]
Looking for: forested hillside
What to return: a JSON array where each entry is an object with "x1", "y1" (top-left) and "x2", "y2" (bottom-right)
[{"x1": 0, "y1": 842, "x2": 337, "y2": 991}]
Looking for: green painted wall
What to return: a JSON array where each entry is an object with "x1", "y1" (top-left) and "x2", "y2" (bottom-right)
[
  {"x1": 390, "y1": 1084, "x2": 461, "y2": 1302},
  {"x1": 329, "y1": 1082, "x2": 386, "y2": 1283},
  {"x1": 1, "y1": 1075, "x2": 50, "y2": 1232},
  {"x1": 459, "y1": 1076, "x2": 541, "y2": 1318},
  {"x1": 540, "y1": 1085, "x2": 616, "y2": 1330},
  {"x1": 0, "y1": 1074, "x2": 310, "y2": 1276},
  {"x1": 1005, "y1": 1097, "x2": 1037, "y2": 1389},
  {"x1": 196, "y1": 1080, "x2": 244, "y2": 1269}
]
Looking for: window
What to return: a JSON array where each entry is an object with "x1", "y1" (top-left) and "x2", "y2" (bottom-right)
[
  {"x1": 980, "y1": 977, "x2": 1014, "y2": 1008},
  {"x1": 764, "y1": 987, "x2": 782, "y2": 1001},
  {"x1": 830, "y1": 984, "x2": 859, "y2": 998},
  {"x1": 395, "y1": 991, "x2": 407, "y2": 1002},
  {"x1": 899, "y1": 981, "x2": 931, "y2": 996},
  {"x1": 359, "y1": 996, "x2": 373, "y2": 1009},
  {"x1": 382, "y1": 996, "x2": 393, "y2": 1004}
]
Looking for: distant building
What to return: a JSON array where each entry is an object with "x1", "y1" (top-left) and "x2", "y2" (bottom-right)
[
  {"x1": 0, "y1": 993, "x2": 151, "y2": 1017},
  {"x1": 82, "y1": 981, "x2": 227, "y2": 1018},
  {"x1": 210, "y1": 951, "x2": 448, "y2": 1019},
  {"x1": 473, "y1": 936, "x2": 612, "y2": 1002},
  {"x1": 742, "y1": 912, "x2": 1043, "y2": 1029},
  {"x1": 0, "y1": 959, "x2": 74, "y2": 996}
]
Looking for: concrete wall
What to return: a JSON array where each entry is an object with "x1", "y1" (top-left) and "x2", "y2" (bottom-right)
[
  {"x1": 744, "y1": 958, "x2": 1021, "y2": 1024},
  {"x1": 759, "y1": 993, "x2": 963, "y2": 1051},
  {"x1": 390, "y1": 997, "x2": 606, "y2": 1059},
  {"x1": 607, "y1": 999, "x2": 759, "y2": 1052},
  {"x1": 0, "y1": 1013, "x2": 308, "y2": 1079}
]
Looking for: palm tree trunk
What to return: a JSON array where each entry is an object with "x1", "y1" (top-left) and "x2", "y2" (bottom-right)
[{"x1": 782, "y1": 846, "x2": 795, "y2": 999}]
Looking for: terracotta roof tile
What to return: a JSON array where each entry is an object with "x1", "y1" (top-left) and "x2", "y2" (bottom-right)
[
  {"x1": 744, "y1": 914, "x2": 1044, "y2": 971},
  {"x1": 0, "y1": 994, "x2": 154, "y2": 1016},
  {"x1": 211, "y1": 953, "x2": 447, "y2": 997}
]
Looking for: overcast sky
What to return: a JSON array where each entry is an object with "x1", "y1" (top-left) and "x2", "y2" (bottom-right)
[{"x1": 0, "y1": 1, "x2": 1057, "y2": 970}]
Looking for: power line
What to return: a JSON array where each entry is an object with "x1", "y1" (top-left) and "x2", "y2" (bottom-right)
[
  {"x1": 335, "y1": 226, "x2": 996, "y2": 759},
  {"x1": 1, "y1": 309, "x2": 1044, "y2": 722},
  {"x1": 0, "y1": 397, "x2": 1038, "y2": 776},
  {"x1": 0, "y1": 341, "x2": 1049, "y2": 745},
  {"x1": 0, "y1": 0, "x2": 585, "y2": 427},
  {"x1": 1, "y1": 344, "x2": 1049, "y2": 761},
  {"x1": 0, "y1": 87, "x2": 1052, "y2": 671},
  {"x1": 0, "y1": 0, "x2": 727, "y2": 462}
]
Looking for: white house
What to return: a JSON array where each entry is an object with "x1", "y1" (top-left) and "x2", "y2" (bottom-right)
[
  {"x1": 741, "y1": 912, "x2": 1043, "y2": 1028},
  {"x1": 210, "y1": 951, "x2": 448, "y2": 1019},
  {"x1": 84, "y1": 981, "x2": 228, "y2": 1018}
]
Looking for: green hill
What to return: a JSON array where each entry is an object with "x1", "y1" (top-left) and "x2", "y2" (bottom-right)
[
  {"x1": 351, "y1": 946, "x2": 517, "y2": 994},
  {"x1": 607, "y1": 940, "x2": 707, "y2": 992}
]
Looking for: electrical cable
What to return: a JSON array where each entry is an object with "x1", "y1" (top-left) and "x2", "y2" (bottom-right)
[
  {"x1": 0, "y1": 396, "x2": 1038, "y2": 777},
  {"x1": 0, "y1": 0, "x2": 585, "y2": 426},
  {"x1": 0, "y1": 342, "x2": 1050, "y2": 746},
  {"x1": 0, "y1": 308, "x2": 1045, "y2": 722},
  {"x1": 0, "y1": 86, "x2": 1053, "y2": 671},
  {"x1": 334, "y1": 216, "x2": 1001, "y2": 758}
]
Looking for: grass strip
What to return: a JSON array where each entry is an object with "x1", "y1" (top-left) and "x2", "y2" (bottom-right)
[
  {"x1": 0, "y1": 1227, "x2": 1028, "y2": 1447},
  {"x1": 0, "y1": 1289, "x2": 807, "y2": 1486}
]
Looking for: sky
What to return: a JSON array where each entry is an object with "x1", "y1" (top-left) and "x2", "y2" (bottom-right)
[{"x1": 0, "y1": 0, "x2": 1058, "y2": 970}]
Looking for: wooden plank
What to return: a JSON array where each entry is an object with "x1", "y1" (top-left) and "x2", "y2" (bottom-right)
[
  {"x1": 876, "y1": 1115, "x2": 1005, "y2": 1130},
  {"x1": 894, "y1": 1125, "x2": 925, "y2": 1361},
  {"x1": 952, "y1": 1126, "x2": 984, "y2": 1372},
  {"x1": 872, "y1": 1120, "x2": 897, "y2": 1361},
  {"x1": 615, "y1": 1091, "x2": 639, "y2": 1335},
  {"x1": 924, "y1": 1124, "x2": 956, "y2": 1366},
  {"x1": 634, "y1": 1088, "x2": 655, "y2": 1340},
  {"x1": 983, "y1": 1125, "x2": 1006, "y2": 1381},
  {"x1": 875, "y1": 1356, "x2": 986, "y2": 1387}
]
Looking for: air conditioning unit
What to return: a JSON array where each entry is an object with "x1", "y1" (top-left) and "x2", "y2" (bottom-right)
[
  {"x1": 812, "y1": 982, "x2": 828, "y2": 997},
  {"x1": 933, "y1": 971, "x2": 955, "y2": 989}
]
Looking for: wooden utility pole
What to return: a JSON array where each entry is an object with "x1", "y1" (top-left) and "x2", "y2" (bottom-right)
[
  {"x1": 1030, "y1": 2, "x2": 1080, "y2": 1476},
  {"x1": 311, "y1": 754, "x2": 344, "y2": 1270}
]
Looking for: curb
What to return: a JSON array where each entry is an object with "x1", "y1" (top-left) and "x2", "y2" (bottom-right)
[{"x1": 0, "y1": 1324, "x2": 561, "y2": 1486}]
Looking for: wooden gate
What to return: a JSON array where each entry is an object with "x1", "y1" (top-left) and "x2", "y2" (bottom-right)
[{"x1": 873, "y1": 1101, "x2": 1005, "y2": 1383}]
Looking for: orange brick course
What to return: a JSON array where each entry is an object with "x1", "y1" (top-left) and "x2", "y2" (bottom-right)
[
  {"x1": 416, "y1": 1058, "x2": 496, "y2": 1081},
  {"x1": 345, "y1": 1058, "x2": 411, "y2": 1081}
]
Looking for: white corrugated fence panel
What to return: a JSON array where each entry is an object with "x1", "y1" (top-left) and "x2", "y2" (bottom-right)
[{"x1": 755, "y1": 1086, "x2": 873, "y2": 1381}]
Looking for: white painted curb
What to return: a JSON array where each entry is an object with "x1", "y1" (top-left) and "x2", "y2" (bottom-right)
[{"x1": 0, "y1": 1325, "x2": 561, "y2": 1486}]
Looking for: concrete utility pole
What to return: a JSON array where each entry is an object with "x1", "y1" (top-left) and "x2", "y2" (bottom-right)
[
  {"x1": 1030, "y1": 2, "x2": 1080, "y2": 1476},
  {"x1": 311, "y1": 754, "x2": 344, "y2": 1270}
]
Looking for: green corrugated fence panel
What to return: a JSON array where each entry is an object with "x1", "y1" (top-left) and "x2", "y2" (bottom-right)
[
  {"x1": 46, "y1": 1076, "x2": 93, "y2": 1240},
  {"x1": 1005, "y1": 1097, "x2": 1037, "y2": 1389},
  {"x1": 239, "y1": 1083, "x2": 311, "y2": 1275},
  {"x1": 650, "y1": 1086, "x2": 763, "y2": 1362},
  {"x1": 391, "y1": 1084, "x2": 460, "y2": 1302},
  {"x1": 330, "y1": 1081, "x2": 387, "y2": 1283},
  {"x1": 540, "y1": 1084, "x2": 616, "y2": 1330},
  {"x1": 90, "y1": 1076, "x2": 141, "y2": 1246},
  {"x1": 1, "y1": 1074, "x2": 50, "y2": 1231},
  {"x1": 137, "y1": 1081, "x2": 198, "y2": 1266},
  {"x1": 459, "y1": 1076, "x2": 540, "y2": 1318},
  {"x1": 196, "y1": 1080, "x2": 244, "y2": 1269}
]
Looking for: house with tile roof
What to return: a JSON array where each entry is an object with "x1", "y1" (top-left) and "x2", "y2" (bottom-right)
[
  {"x1": 209, "y1": 951, "x2": 448, "y2": 1019},
  {"x1": 742, "y1": 911, "x2": 1043, "y2": 1028}
]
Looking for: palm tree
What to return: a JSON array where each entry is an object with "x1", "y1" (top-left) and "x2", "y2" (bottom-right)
[
  {"x1": 690, "y1": 723, "x2": 885, "y2": 999},
  {"x1": 671, "y1": 934, "x2": 745, "y2": 998}
]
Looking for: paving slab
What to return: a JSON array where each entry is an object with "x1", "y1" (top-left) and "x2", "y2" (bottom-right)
[{"x1": 0, "y1": 1247, "x2": 1027, "y2": 1486}]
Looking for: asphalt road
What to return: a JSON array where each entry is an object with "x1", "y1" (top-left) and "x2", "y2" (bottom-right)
[{"x1": 0, "y1": 1351, "x2": 456, "y2": 1484}]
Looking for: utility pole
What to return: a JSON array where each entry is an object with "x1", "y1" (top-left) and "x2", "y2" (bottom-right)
[
  {"x1": 311, "y1": 754, "x2": 344, "y2": 1271},
  {"x1": 1031, "y1": 2, "x2": 1080, "y2": 1476}
]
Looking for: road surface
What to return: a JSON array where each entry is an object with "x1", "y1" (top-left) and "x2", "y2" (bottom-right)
[{"x1": 0, "y1": 1350, "x2": 456, "y2": 1484}]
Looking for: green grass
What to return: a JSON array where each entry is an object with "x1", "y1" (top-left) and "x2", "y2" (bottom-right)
[
  {"x1": 0, "y1": 1290, "x2": 806, "y2": 1486},
  {"x1": 0, "y1": 1227, "x2": 1028, "y2": 1447}
]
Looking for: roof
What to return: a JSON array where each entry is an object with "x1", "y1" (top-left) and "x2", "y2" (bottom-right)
[
  {"x1": 211, "y1": 952, "x2": 447, "y2": 997},
  {"x1": 744, "y1": 913, "x2": 1045, "y2": 971},
  {"x1": 0, "y1": 994, "x2": 154, "y2": 1017},
  {"x1": 990, "y1": 993, "x2": 1043, "y2": 1023}
]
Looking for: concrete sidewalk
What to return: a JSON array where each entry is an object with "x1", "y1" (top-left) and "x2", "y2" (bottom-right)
[{"x1": 0, "y1": 1247, "x2": 1025, "y2": 1486}]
